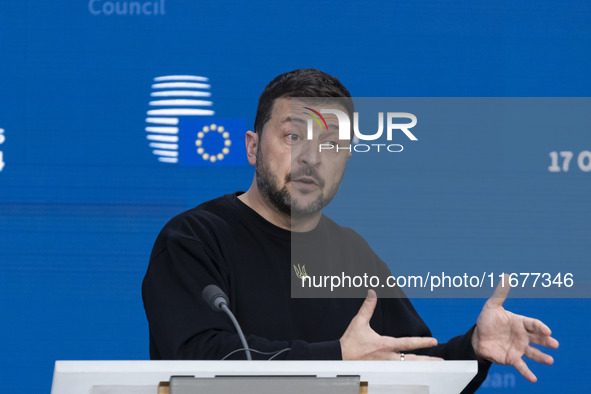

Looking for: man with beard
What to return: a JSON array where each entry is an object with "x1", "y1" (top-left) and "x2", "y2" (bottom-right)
[{"x1": 142, "y1": 69, "x2": 558, "y2": 393}]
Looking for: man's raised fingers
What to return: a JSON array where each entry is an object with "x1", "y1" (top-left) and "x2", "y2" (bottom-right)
[
  {"x1": 525, "y1": 346, "x2": 554, "y2": 365},
  {"x1": 355, "y1": 289, "x2": 378, "y2": 323},
  {"x1": 514, "y1": 358, "x2": 537, "y2": 383},
  {"x1": 530, "y1": 334, "x2": 559, "y2": 349},
  {"x1": 403, "y1": 354, "x2": 444, "y2": 361},
  {"x1": 385, "y1": 336, "x2": 438, "y2": 351},
  {"x1": 487, "y1": 273, "x2": 511, "y2": 308},
  {"x1": 523, "y1": 316, "x2": 552, "y2": 336}
]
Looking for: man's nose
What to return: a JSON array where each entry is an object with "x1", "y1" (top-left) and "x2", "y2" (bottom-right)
[{"x1": 295, "y1": 139, "x2": 321, "y2": 166}]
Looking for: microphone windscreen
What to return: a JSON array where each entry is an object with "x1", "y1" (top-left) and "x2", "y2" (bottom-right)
[{"x1": 202, "y1": 284, "x2": 229, "y2": 311}]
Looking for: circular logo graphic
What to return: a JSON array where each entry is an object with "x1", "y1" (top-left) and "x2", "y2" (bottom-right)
[{"x1": 195, "y1": 123, "x2": 232, "y2": 163}]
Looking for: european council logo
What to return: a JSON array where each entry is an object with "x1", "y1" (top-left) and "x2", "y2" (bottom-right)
[{"x1": 145, "y1": 75, "x2": 248, "y2": 166}]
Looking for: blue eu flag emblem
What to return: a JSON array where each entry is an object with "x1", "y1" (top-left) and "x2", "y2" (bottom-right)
[{"x1": 178, "y1": 118, "x2": 248, "y2": 166}]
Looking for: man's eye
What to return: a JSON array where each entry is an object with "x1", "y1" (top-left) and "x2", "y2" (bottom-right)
[
  {"x1": 287, "y1": 134, "x2": 301, "y2": 142},
  {"x1": 320, "y1": 141, "x2": 338, "y2": 149}
]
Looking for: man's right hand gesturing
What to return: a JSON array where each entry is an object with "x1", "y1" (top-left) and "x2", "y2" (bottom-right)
[{"x1": 340, "y1": 290, "x2": 442, "y2": 361}]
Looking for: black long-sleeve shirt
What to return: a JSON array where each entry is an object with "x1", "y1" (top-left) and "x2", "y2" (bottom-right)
[{"x1": 142, "y1": 192, "x2": 490, "y2": 391}]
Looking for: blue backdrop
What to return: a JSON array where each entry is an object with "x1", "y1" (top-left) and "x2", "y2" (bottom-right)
[{"x1": 0, "y1": 1, "x2": 589, "y2": 392}]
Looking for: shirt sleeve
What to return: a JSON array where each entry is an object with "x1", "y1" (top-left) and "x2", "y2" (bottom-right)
[
  {"x1": 142, "y1": 233, "x2": 342, "y2": 360},
  {"x1": 410, "y1": 325, "x2": 492, "y2": 393},
  {"x1": 375, "y1": 256, "x2": 491, "y2": 393}
]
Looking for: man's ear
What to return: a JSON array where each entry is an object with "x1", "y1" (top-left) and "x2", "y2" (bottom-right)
[{"x1": 245, "y1": 130, "x2": 258, "y2": 165}]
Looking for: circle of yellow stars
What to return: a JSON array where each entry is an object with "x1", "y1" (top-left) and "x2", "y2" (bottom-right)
[{"x1": 195, "y1": 123, "x2": 231, "y2": 163}]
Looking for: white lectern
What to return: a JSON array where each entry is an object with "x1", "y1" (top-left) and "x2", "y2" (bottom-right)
[{"x1": 51, "y1": 360, "x2": 477, "y2": 394}]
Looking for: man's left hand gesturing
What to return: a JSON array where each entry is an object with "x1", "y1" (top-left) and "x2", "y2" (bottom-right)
[{"x1": 472, "y1": 274, "x2": 559, "y2": 382}]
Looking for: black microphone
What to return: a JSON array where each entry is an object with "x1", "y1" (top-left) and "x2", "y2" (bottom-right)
[
  {"x1": 202, "y1": 284, "x2": 228, "y2": 311},
  {"x1": 202, "y1": 284, "x2": 252, "y2": 360}
]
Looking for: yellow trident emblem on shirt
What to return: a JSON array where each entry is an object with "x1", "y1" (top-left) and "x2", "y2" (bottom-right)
[{"x1": 293, "y1": 264, "x2": 309, "y2": 279}]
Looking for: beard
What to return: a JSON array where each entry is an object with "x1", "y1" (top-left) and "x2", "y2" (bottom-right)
[{"x1": 255, "y1": 148, "x2": 339, "y2": 218}]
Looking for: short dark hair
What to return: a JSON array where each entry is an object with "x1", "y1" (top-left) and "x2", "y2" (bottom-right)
[{"x1": 254, "y1": 68, "x2": 353, "y2": 135}]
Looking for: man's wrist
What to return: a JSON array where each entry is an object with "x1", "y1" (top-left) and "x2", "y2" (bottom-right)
[{"x1": 471, "y1": 325, "x2": 487, "y2": 362}]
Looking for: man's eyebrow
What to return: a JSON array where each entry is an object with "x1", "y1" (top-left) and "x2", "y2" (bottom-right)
[
  {"x1": 282, "y1": 116, "x2": 307, "y2": 126},
  {"x1": 282, "y1": 116, "x2": 340, "y2": 135}
]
